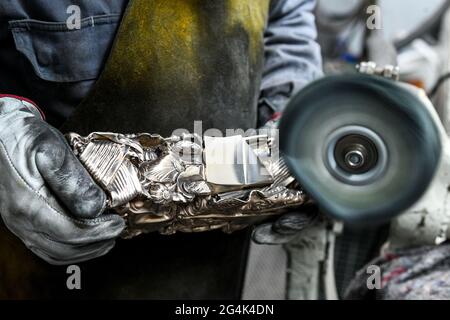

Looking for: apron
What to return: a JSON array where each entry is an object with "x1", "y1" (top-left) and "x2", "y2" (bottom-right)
[
  {"x1": 1, "y1": 0, "x2": 270, "y2": 299},
  {"x1": 61, "y1": 0, "x2": 269, "y2": 135}
]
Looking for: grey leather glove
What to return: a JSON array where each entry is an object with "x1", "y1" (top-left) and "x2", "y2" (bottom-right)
[
  {"x1": 252, "y1": 207, "x2": 318, "y2": 245},
  {"x1": 0, "y1": 95, "x2": 125, "y2": 265},
  {"x1": 252, "y1": 111, "x2": 318, "y2": 245}
]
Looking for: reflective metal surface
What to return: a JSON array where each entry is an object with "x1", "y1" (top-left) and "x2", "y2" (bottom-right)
[
  {"x1": 66, "y1": 131, "x2": 307, "y2": 238},
  {"x1": 325, "y1": 126, "x2": 388, "y2": 186},
  {"x1": 357, "y1": 62, "x2": 400, "y2": 81}
]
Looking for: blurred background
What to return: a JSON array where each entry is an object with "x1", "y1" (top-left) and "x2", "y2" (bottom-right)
[
  {"x1": 317, "y1": 0, "x2": 450, "y2": 127},
  {"x1": 318, "y1": 0, "x2": 450, "y2": 298},
  {"x1": 245, "y1": 0, "x2": 450, "y2": 300}
]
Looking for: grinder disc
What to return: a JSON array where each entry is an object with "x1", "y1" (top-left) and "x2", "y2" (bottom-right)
[{"x1": 280, "y1": 74, "x2": 442, "y2": 225}]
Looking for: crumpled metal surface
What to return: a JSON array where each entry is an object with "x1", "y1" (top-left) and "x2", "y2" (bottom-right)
[{"x1": 67, "y1": 131, "x2": 310, "y2": 237}]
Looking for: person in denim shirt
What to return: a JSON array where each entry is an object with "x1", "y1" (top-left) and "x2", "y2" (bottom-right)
[{"x1": 0, "y1": 0, "x2": 322, "y2": 298}]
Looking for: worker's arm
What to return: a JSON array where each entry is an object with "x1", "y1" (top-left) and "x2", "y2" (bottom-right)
[
  {"x1": 258, "y1": 0, "x2": 323, "y2": 125},
  {"x1": 253, "y1": 0, "x2": 323, "y2": 244}
]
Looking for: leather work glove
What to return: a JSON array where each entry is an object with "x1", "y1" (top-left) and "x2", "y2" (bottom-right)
[
  {"x1": 0, "y1": 95, "x2": 125, "y2": 265},
  {"x1": 252, "y1": 206, "x2": 319, "y2": 245}
]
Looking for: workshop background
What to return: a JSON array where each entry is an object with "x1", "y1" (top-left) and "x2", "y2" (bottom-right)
[{"x1": 242, "y1": 0, "x2": 450, "y2": 300}]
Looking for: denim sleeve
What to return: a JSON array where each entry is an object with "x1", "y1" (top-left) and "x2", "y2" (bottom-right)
[{"x1": 260, "y1": 0, "x2": 323, "y2": 115}]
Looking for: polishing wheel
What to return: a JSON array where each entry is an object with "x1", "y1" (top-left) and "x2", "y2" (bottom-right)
[{"x1": 280, "y1": 74, "x2": 442, "y2": 225}]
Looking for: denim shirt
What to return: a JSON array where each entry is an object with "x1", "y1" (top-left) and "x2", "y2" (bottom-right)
[{"x1": 0, "y1": 0, "x2": 322, "y2": 127}]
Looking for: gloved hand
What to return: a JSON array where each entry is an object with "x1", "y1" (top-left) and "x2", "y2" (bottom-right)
[
  {"x1": 253, "y1": 108, "x2": 318, "y2": 245},
  {"x1": 0, "y1": 95, "x2": 125, "y2": 265},
  {"x1": 252, "y1": 206, "x2": 318, "y2": 245}
]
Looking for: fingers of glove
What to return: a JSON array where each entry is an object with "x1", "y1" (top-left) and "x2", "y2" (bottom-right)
[
  {"x1": 35, "y1": 127, "x2": 106, "y2": 219},
  {"x1": 41, "y1": 212, "x2": 126, "y2": 246},
  {"x1": 273, "y1": 211, "x2": 317, "y2": 235},
  {"x1": 251, "y1": 223, "x2": 298, "y2": 245},
  {"x1": 28, "y1": 237, "x2": 116, "y2": 265},
  {"x1": 0, "y1": 96, "x2": 41, "y2": 118}
]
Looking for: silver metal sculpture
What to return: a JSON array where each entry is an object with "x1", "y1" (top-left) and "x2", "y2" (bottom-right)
[{"x1": 66, "y1": 131, "x2": 308, "y2": 238}]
